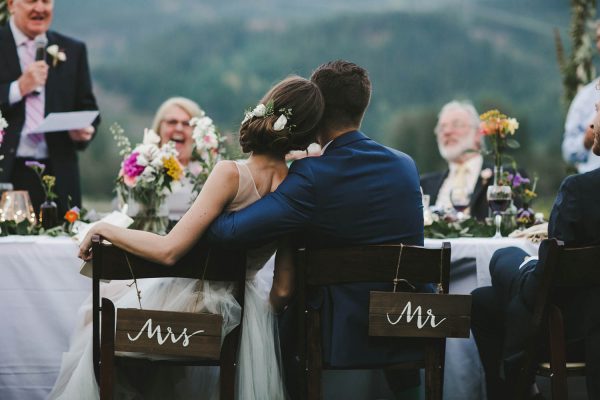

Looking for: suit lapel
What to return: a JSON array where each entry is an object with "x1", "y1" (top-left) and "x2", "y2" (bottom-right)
[
  {"x1": 470, "y1": 164, "x2": 492, "y2": 208},
  {"x1": 0, "y1": 25, "x2": 22, "y2": 80}
]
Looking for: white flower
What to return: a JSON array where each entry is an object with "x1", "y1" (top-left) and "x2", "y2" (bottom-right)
[
  {"x1": 506, "y1": 118, "x2": 519, "y2": 135},
  {"x1": 140, "y1": 166, "x2": 155, "y2": 182},
  {"x1": 196, "y1": 132, "x2": 219, "y2": 151},
  {"x1": 0, "y1": 113, "x2": 8, "y2": 131},
  {"x1": 241, "y1": 112, "x2": 252, "y2": 125},
  {"x1": 480, "y1": 168, "x2": 493, "y2": 181},
  {"x1": 142, "y1": 128, "x2": 161, "y2": 146},
  {"x1": 46, "y1": 44, "x2": 59, "y2": 57},
  {"x1": 252, "y1": 104, "x2": 267, "y2": 117},
  {"x1": 273, "y1": 114, "x2": 287, "y2": 131},
  {"x1": 135, "y1": 144, "x2": 159, "y2": 166},
  {"x1": 46, "y1": 45, "x2": 66, "y2": 66},
  {"x1": 150, "y1": 156, "x2": 164, "y2": 169}
]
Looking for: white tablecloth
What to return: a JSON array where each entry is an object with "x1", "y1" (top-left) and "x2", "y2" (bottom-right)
[
  {"x1": 0, "y1": 235, "x2": 539, "y2": 400},
  {"x1": 425, "y1": 237, "x2": 540, "y2": 287},
  {"x1": 0, "y1": 236, "x2": 86, "y2": 400},
  {"x1": 424, "y1": 237, "x2": 540, "y2": 400}
]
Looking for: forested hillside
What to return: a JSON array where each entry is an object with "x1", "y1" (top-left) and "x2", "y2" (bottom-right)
[{"x1": 48, "y1": 0, "x2": 581, "y2": 199}]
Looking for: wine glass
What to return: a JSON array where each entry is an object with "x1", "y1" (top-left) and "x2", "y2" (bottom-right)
[
  {"x1": 450, "y1": 188, "x2": 471, "y2": 221},
  {"x1": 486, "y1": 185, "x2": 512, "y2": 238}
]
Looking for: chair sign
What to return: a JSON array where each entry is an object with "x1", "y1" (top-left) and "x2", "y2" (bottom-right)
[
  {"x1": 115, "y1": 308, "x2": 223, "y2": 359},
  {"x1": 369, "y1": 291, "x2": 471, "y2": 339}
]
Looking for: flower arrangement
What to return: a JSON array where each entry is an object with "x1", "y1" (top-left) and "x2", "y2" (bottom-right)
[
  {"x1": 187, "y1": 111, "x2": 226, "y2": 196},
  {"x1": 479, "y1": 109, "x2": 520, "y2": 183},
  {"x1": 25, "y1": 160, "x2": 57, "y2": 201},
  {"x1": 112, "y1": 123, "x2": 183, "y2": 233},
  {"x1": 505, "y1": 172, "x2": 539, "y2": 227}
]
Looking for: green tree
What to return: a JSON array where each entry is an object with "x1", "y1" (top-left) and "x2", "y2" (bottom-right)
[{"x1": 0, "y1": 0, "x2": 7, "y2": 26}]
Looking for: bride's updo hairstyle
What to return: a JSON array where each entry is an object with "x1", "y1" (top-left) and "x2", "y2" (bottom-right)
[{"x1": 239, "y1": 76, "x2": 324, "y2": 156}]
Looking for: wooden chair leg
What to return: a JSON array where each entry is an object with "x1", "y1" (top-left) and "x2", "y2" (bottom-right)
[
  {"x1": 424, "y1": 339, "x2": 443, "y2": 400},
  {"x1": 306, "y1": 309, "x2": 322, "y2": 400},
  {"x1": 219, "y1": 326, "x2": 239, "y2": 400},
  {"x1": 547, "y1": 305, "x2": 568, "y2": 400},
  {"x1": 100, "y1": 298, "x2": 115, "y2": 400}
]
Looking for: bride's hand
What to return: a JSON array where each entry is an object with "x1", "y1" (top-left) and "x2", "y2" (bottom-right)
[{"x1": 78, "y1": 223, "x2": 107, "y2": 261}]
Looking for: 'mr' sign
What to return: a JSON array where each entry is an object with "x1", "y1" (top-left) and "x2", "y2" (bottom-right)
[{"x1": 368, "y1": 292, "x2": 471, "y2": 338}]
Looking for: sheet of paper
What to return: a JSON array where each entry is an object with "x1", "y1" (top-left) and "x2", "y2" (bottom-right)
[
  {"x1": 77, "y1": 211, "x2": 134, "y2": 279},
  {"x1": 31, "y1": 111, "x2": 99, "y2": 133}
]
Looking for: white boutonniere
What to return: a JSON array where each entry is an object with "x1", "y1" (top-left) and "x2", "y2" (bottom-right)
[
  {"x1": 480, "y1": 168, "x2": 493, "y2": 184},
  {"x1": 46, "y1": 45, "x2": 66, "y2": 67}
]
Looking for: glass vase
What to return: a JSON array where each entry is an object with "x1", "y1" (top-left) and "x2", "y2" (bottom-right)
[
  {"x1": 127, "y1": 192, "x2": 169, "y2": 235},
  {"x1": 39, "y1": 199, "x2": 59, "y2": 229}
]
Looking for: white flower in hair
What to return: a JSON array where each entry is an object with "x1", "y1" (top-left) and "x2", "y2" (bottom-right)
[
  {"x1": 273, "y1": 114, "x2": 288, "y2": 131},
  {"x1": 252, "y1": 104, "x2": 267, "y2": 117}
]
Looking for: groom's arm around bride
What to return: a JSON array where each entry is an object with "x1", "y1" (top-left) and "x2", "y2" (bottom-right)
[{"x1": 209, "y1": 60, "x2": 425, "y2": 395}]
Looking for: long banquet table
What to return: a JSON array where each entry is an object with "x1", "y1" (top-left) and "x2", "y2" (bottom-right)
[
  {"x1": 0, "y1": 236, "x2": 88, "y2": 400},
  {"x1": 0, "y1": 235, "x2": 540, "y2": 399}
]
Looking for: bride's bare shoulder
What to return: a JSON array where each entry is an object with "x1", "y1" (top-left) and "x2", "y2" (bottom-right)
[{"x1": 207, "y1": 160, "x2": 239, "y2": 185}]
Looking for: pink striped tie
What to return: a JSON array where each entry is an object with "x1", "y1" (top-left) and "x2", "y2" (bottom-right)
[{"x1": 22, "y1": 40, "x2": 45, "y2": 145}]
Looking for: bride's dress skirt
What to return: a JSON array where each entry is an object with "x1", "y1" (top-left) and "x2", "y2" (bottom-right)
[{"x1": 48, "y1": 255, "x2": 286, "y2": 400}]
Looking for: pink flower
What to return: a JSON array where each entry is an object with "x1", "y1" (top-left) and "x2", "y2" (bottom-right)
[{"x1": 122, "y1": 152, "x2": 144, "y2": 178}]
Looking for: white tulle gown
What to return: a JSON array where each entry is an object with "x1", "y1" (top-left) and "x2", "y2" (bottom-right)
[{"x1": 48, "y1": 161, "x2": 287, "y2": 400}]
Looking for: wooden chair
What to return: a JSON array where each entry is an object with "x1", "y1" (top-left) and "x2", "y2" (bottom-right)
[
  {"x1": 516, "y1": 239, "x2": 600, "y2": 400},
  {"x1": 91, "y1": 235, "x2": 246, "y2": 400},
  {"x1": 296, "y1": 242, "x2": 472, "y2": 400}
]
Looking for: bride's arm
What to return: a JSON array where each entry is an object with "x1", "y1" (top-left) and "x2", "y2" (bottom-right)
[
  {"x1": 270, "y1": 236, "x2": 295, "y2": 313},
  {"x1": 79, "y1": 161, "x2": 239, "y2": 265}
]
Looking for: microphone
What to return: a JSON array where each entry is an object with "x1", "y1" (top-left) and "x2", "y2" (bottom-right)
[{"x1": 32, "y1": 35, "x2": 48, "y2": 95}]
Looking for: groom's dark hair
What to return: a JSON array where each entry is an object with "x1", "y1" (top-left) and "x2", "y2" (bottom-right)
[{"x1": 310, "y1": 60, "x2": 371, "y2": 130}]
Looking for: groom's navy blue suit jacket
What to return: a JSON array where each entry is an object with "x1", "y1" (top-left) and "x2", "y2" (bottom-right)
[{"x1": 209, "y1": 130, "x2": 425, "y2": 366}]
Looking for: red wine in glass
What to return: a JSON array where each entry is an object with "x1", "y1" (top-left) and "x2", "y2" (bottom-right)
[{"x1": 488, "y1": 199, "x2": 511, "y2": 213}]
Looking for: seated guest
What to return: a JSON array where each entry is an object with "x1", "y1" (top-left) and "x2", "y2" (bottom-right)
[
  {"x1": 116, "y1": 97, "x2": 205, "y2": 220},
  {"x1": 150, "y1": 97, "x2": 206, "y2": 220},
  {"x1": 421, "y1": 100, "x2": 491, "y2": 220},
  {"x1": 471, "y1": 107, "x2": 600, "y2": 399}
]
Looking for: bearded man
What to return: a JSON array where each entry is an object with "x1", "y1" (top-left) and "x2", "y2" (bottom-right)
[{"x1": 420, "y1": 100, "x2": 491, "y2": 220}]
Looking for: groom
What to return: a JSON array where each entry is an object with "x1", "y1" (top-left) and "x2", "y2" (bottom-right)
[{"x1": 208, "y1": 60, "x2": 424, "y2": 396}]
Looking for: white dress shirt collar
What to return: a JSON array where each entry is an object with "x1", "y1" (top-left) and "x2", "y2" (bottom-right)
[
  {"x1": 320, "y1": 140, "x2": 334, "y2": 155},
  {"x1": 9, "y1": 18, "x2": 47, "y2": 48}
]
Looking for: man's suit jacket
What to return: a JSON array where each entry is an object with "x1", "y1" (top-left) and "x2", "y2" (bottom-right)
[
  {"x1": 505, "y1": 168, "x2": 600, "y2": 370},
  {"x1": 420, "y1": 165, "x2": 492, "y2": 220},
  {"x1": 209, "y1": 130, "x2": 425, "y2": 366},
  {"x1": 0, "y1": 25, "x2": 99, "y2": 210}
]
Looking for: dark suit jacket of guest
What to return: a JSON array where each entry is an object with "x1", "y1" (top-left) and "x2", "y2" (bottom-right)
[
  {"x1": 420, "y1": 163, "x2": 493, "y2": 220},
  {"x1": 209, "y1": 130, "x2": 425, "y2": 366},
  {"x1": 0, "y1": 25, "x2": 99, "y2": 210},
  {"x1": 505, "y1": 168, "x2": 600, "y2": 360}
]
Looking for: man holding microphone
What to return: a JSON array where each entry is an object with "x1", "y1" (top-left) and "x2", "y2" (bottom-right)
[{"x1": 0, "y1": 0, "x2": 99, "y2": 214}]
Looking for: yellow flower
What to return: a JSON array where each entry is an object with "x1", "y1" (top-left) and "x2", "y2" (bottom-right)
[
  {"x1": 163, "y1": 156, "x2": 183, "y2": 180},
  {"x1": 524, "y1": 189, "x2": 537, "y2": 198}
]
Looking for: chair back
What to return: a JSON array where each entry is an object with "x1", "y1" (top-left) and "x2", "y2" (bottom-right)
[
  {"x1": 296, "y1": 242, "x2": 465, "y2": 400},
  {"x1": 516, "y1": 239, "x2": 600, "y2": 399},
  {"x1": 91, "y1": 235, "x2": 246, "y2": 381}
]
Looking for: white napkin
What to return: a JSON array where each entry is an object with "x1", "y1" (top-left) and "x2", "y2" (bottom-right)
[
  {"x1": 508, "y1": 222, "x2": 548, "y2": 243},
  {"x1": 78, "y1": 211, "x2": 133, "y2": 278}
]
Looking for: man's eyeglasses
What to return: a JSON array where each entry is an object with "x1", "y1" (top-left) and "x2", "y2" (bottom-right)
[{"x1": 163, "y1": 119, "x2": 191, "y2": 128}]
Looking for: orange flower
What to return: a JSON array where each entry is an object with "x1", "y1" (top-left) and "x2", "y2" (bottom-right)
[{"x1": 64, "y1": 209, "x2": 79, "y2": 223}]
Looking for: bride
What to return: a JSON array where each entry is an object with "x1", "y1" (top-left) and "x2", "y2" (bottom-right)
[{"x1": 49, "y1": 76, "x2": 325, "y2": 400}]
